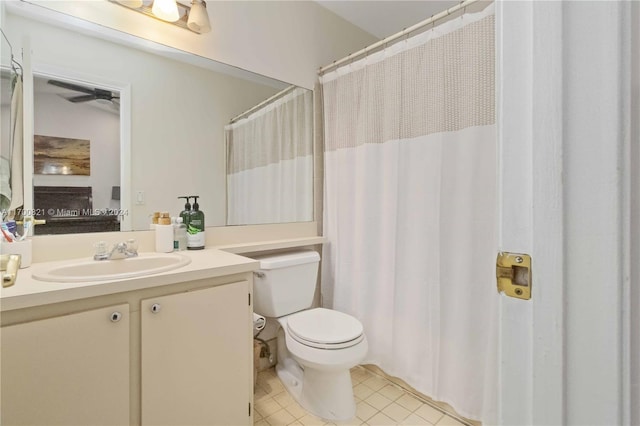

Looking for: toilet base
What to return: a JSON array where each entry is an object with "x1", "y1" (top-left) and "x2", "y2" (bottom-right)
[{"x1": 276, "y1": 356, "x2": 356, "y2": 421}]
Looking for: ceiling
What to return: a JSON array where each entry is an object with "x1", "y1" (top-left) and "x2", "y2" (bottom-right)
[{"x1": 315, "y1": 1, "x2": 459, "y2": 39}]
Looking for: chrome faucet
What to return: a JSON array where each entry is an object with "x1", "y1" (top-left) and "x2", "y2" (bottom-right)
[{"x1": 94, "y1": 239, "x2": 138, "y2": 261}]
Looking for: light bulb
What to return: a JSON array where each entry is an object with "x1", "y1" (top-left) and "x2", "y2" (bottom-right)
[
  {"x1": 152, "y1": 0, "x2": 180, "y2": 22},
  {"x1": 116, "y1": 0, "x2": 143, "y2": 8},
  {"x1": 187, "y1": 0, "x2": 211, "y2": 33}
]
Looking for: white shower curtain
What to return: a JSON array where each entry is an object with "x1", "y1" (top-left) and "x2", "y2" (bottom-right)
[
  {"x1": 321, "y1": 4, "x2": 497, "y2": 423},
  {"x1": 226, "y1": 87, "x2": 313, "y2": 225}
]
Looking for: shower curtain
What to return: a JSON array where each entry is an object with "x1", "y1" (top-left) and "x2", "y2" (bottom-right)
[
  {"x1": 226, "y1": 87, "x2": 313, "y2": 225},
  {"x1": 320, "y1": 4, "x2": 497, "y2": 423}
]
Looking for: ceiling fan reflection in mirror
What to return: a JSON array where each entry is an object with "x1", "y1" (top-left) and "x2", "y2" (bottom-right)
[{"x1": 47, "y1": 79, "x2": 120, "y2": 108}]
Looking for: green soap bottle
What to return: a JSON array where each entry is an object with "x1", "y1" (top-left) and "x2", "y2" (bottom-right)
[
  {"x1": 187, "y1": 195, "x2": 205, "y2": 250},
  {"x1": 178, "y1": 196, "x2": 191, "y2": 226}
]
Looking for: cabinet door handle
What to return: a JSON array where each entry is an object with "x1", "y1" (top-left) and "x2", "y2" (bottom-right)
[
  {"x1": 150, "y1": 303, "x2": 161, "y2": 314},
  {"x1": 110, "y1": 311, "x2": 123, "y2": 322}
]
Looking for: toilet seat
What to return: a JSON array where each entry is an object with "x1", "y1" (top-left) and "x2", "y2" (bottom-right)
[{"x1": 286, "y1": 308, "x2": 364, "y2": 350}]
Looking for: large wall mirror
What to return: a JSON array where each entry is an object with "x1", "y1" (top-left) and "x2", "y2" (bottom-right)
[{"x1": 5, "y1": 1, "x2": 314, "y2": 235}]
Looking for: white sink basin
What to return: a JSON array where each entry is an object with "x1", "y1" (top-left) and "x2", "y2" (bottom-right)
[{"x1": 32, "y1": 253, "x2": 191, "y2": 282}]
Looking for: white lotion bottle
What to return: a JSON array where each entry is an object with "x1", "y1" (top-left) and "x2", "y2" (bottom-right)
[{"x1": 155, "y1": 213, "x2": 174, "y2": 253}]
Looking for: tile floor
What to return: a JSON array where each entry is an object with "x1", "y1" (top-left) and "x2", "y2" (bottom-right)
[{"x1": 253, "y1": 366, "x2": 470, "y2": 426}]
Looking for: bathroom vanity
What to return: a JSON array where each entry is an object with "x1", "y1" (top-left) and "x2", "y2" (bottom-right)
[{"x1": 0, "y1": 248, "x2": 259, "y2": 426}]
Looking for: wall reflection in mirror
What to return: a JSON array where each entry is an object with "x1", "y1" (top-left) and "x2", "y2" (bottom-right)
[
  {"x1": 32, "y1": 76, "x2": 122, "y2": 234},
  {"x1": 4, "y1": 3, "x2": 314, "y2": 235}
]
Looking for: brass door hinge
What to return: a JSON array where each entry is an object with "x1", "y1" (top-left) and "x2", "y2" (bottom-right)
[{"x1": 496, "y1": 252, "x2": 531, "y2": 300}]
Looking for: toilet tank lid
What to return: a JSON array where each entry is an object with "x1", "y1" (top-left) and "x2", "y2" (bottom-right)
[{"x1": 253, "y1": 250, "x2": 320, "y2": 270}]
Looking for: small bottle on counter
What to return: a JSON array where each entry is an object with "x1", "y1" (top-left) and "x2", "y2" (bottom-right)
[
  {"x1": 187, "y1": 196, "x2": 205, "y2": 250},
  {"x1": 155, "y1": 212, "x2": 173, "y2": 253},
  {"x1": 150, "y1": 212, "x2": 160, "y2": 230},
  {"x1": 173, "y1": 217, "x2": 187, "y2": 251}
]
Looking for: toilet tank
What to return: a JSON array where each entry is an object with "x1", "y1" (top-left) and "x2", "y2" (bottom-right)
[{"x1": 252, "y1": 250, "x2": 320, "y2": 317}]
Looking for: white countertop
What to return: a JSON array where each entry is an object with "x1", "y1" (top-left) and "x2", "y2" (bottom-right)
[{"x1": 0, "y1": 248, "x2": 259, "y2": 312}]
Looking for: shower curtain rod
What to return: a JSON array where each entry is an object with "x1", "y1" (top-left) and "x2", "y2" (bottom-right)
[
  {"x1": 318, "y1": 0, "x2": 481, "y2": 75},
  {"x1": 229, "y1": 85, "x2": 296, "y2": 124}
]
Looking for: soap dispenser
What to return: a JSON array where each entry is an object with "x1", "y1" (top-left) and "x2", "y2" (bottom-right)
[
  {"x1": 178, "y1": 196, "x2": 191, "y2": 226},
  {"x1": 187, "y1": 195, "x2": 205, "y2": 250}
]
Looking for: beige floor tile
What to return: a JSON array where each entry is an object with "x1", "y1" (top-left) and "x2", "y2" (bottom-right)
[
  {"x1": 286, "y1": 402, "x2": 309, "y2": 420},
  {"x1": 255, "y1": 398, "x2": 283, "y2": 418},
  {"x1": 364, "y1": 392, "x2": 393, "y2": 411},
  {"x1": 362, "y1": 376, "x2": 388, "y2": 391},
  {"x1": 350, "y1": 367, "x2": 371, "y2": 383},
  {"x1": 353, "y1": 383, "x2": 376, "y2": 400},
  {"x1": 400, "y1": 413, "x2": 434, "y2": 425},
  {"x1": 264, "y1": 408, "x2": 296, "y2": 426},
  {"x1": 254, "y1": 409, "x2": 263, "y2": 421},
  {"x1": 257, "y1": 369, "x2": 275, "y2": 381},
  {"x1": 414, "y1": 404, "x2": 444, "y2": 425},
  {"x1": 366, "y1": 412, "x2": 397, "y2": 425},
  {"x1": 395, "y1": 394, "x2": 423, "y2": 412},
  {"x1": 350, "y1": 374, "x2": 364, "y2": 385},
  {"x1": 256, "y1": 366, "x2": 472, "y2": 426},
  {"x1": 378, "y1": 384, "x2": 404, "y2": 402},
  {"x1": 273, "y1": 390, "x2": 296, "y2": 408},
  {"x1": 262, "y1": 377, "x2": 285, "y2": 394},
  {"x1": 435, "y1": 415, "x2": 466, "y2": 426},
  {"x1": 255, "y1": 387, "x2": 271, "y2": 402},
  {"x1": 381, "y1": 402, "x2": 412, "y2": 422},
  {"x1": 356, "y1": 401, "x2": 378, "y2": 422},
  {"x1": 298, "y1": 413, "x2": 327, "y2": 425},
  {"x1": 335, "y1": 417, "x2": 365, "y2": 426}
]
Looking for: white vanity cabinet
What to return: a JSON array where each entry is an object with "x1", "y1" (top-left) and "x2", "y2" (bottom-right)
[
  {"x1": 1, "y1": 272, "x2": 255, "y2": 426},
  {"x1": 1, "y1": 303, "x2": 130, "y2": 426},
  {"x1": 141, "y1": 281, "x2": 252, "y2": 426}
]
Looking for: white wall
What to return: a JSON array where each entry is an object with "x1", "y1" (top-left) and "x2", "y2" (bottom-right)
[
  {"x1": 6, "y1": 14, "x2": 280, "y2": 230},
  {"x1": 631, "y1": 3, "x2": 640, "y2": 425},
  {"x1": 32, "y1": 90, "x2": 119, "y2": 211},
  {"x1": 23, "y1": 0, "x2": 377, "y2": 90}
]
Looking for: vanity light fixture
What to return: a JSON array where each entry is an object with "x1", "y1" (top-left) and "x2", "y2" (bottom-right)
[
  {"x1": 187, "y1": 0, "x2": 210, "y2": 33},
  {"x1": 110, "y1": 0, "x2": 211, "y2": 34}
]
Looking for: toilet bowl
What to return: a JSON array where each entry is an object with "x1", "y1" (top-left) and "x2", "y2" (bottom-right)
[
  {"x1": 275, "y1": 308, "x2": 368, "y2": 421},
  {"x1": 251, "y1": 251, "x2": 368, "y2": 421}
]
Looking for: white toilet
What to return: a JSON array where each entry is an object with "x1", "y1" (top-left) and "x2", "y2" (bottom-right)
[{"x1": 252, "y1": 250, "x2": 368, "y2": 421}]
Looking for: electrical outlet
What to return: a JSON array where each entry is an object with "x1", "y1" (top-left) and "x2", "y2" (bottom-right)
[{"x1": 136, "y1": 191, "x2": 145, "y2": 205}]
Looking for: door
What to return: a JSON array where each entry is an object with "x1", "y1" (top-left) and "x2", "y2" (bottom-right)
[
  {"x1": 1, "y1": 304, "x2": 130, "y2": 425},
  {"x1": 496, "y1": 2, "x2": 634, "y2": 425},
  {"x1": 141, "y1": 281, "x2": 252, "y2": 426}
]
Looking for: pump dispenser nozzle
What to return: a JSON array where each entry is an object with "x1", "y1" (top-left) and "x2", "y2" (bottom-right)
[
  {"x1": 191, "y1": 196, "x2": 199, "y2": 211},
  {"x1": 178, "y1": 196, "x2": 191, "y2": 211},
  {"x1": 178, "y1": 196, "x2": 192, "y2": 228}
]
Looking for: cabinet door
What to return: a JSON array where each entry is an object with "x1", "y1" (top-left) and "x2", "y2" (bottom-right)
[
  {"x1": 141, "y1": 281, "x2": 251, "y2": 426},
  {"x1": 1, "y1": 304, "x2": 130, "y2": 426}
]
